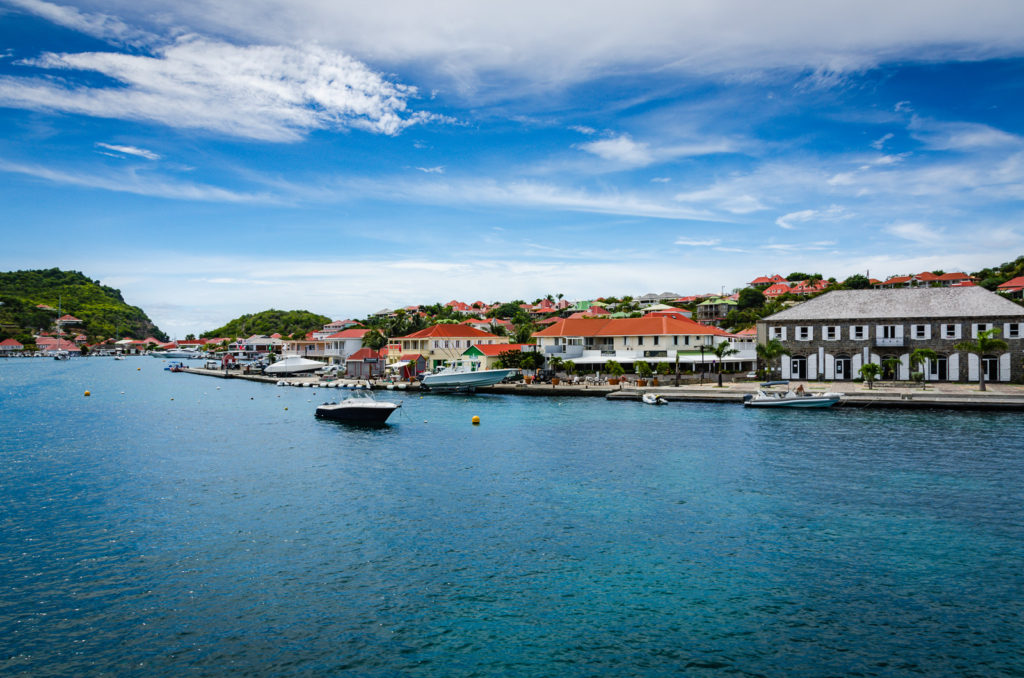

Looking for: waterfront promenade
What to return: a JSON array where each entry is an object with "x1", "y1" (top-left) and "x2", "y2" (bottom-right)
[{"x1": 177, "y1": 366, "x2": 1024, "y2": 410}]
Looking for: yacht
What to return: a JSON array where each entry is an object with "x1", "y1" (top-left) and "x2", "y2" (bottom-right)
[
  {"x1": 263, "y1": 354, "x2": 325, "y2": 375},
  {"x1": 314, "y1": 390, "x2": 401, "y2": 425}
]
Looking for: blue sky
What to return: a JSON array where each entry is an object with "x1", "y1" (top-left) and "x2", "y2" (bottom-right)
[{"x1": 2, "y1": 0, "x2": 1023, "y2": 338}]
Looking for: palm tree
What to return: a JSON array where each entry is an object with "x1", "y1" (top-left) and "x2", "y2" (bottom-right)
[
  {"x1": 548, "y1": 355, "x2": 564, "y2": 374},
  {"x1": 859, "y1": 362, "x2": 881, "y2": 389},
  {"x1": 882, "y1": 355, "x2": 901, "y2": 383},
  {"x1": 362, "y1": 329, "x2": 387, "y2": 350},
  {"x1": 755, "y1": 338, "x2": 790, "y2": 381},
  {"x1": 713, "y1": 340, "x2": 740, "y2": 387},
  {"x1": 955, "y1": 328, "x2": 1009, "y2": 391},
  {"x1": 909, "y1": 348, "x2": 938, "y2": 389}
]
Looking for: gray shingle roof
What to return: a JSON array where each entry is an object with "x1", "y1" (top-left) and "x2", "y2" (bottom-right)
[{"x1": 764, "y1": 287, "x2": 1024, "y2": 321}]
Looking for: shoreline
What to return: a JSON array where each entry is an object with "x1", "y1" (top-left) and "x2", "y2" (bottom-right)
[{"x1": 177, "y1": 367, "x2": 1024, "y2": 411}]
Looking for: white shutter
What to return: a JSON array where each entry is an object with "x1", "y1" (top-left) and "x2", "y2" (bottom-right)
[
  {"x1": 781, "y1": 357, "x2": 791, "y2": 379},
  {"x1": 899, "y1": 353, "x2": 910, "y2": 380},
  {"x1": 923, "y1": 358, "x2": 932, "y2": 381},
  {"x1": 922, "y1": 325, "x2": 931, "y2": 340},
  {"x1": 895, "y1": 325, "x2": 904, "y2": 339},
  {"x1": 967, "y1": 353, "x2": 979, "y2": 381},
  {"x1": 824, "y1": 353, "x2": 835, "y2": 379},
  {"x1": 852, "y1": 353, "x2": 863, "y2": 375},
  {"x1": 1000, "y1": 353, "x2": 1011, "y2": 382},
  {"x1": 807, "y1": 354, "x2": 818, "y2": 379},
  {"x1": 948, "y1": 353, "x2": 960, "y2": 381}
]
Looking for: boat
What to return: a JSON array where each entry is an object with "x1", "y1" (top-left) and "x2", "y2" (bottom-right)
[
  {"x1": 314, "y1": 390, "x2": 401, "y2": 425},
  {"x1": 263, "y1": 354, "x2": 325, "y2": 375},
  {"x1": 641, "y1": 392, "x2": 667, "y2": 405},
  {"x1": 419, "y1": 360, "x2": 520, "y2": 392},
  {"x1": 743, "y1": 381, "x2": 842, "y2": 408},
  {"x1": 151, "y1": 348, "x2": 203, "y2": 359}
]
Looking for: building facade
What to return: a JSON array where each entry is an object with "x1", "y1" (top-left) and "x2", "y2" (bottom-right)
[{"x1": 757, "y1": 287, "x2": 1024, "y2": 382}]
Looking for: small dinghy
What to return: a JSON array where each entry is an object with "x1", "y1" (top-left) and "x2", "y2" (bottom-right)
[{"x1": 641, "y1": 392, "x2": 667, "y2": 405}]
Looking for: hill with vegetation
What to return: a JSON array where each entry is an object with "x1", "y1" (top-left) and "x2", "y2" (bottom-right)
[
  {"x1": 0, "y1": 268, "x2": 165, "y2": 344},
  {"x1": 973, "y1": 255, "x2": 1024, "y2": 290},
  {"x1": 201, "y1": 309, "x2": 332, "y2": 339}
]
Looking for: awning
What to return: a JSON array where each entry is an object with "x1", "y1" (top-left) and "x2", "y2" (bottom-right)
[{"x1": 387, "y1": 361, "x2": 411, "y2": 369}]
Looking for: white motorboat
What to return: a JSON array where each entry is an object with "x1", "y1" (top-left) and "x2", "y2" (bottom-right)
[
  {"x1": 419, "y1": 361, "x2": 519, "y2": 392},
  {"x1": 314, "y1": 390, "x2": 401, "y2": 425},
  {"x1": 151, "y1": 348, "x2": 202, "y2": 359},
  {"x1": 743, "y1": 381, "x2": 842, "y2": 408},
  {"x1": 264, "y1": 354, "x2": 325, "y2": 375}
]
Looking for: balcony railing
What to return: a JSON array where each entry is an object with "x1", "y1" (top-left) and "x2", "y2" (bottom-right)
[{"x1": 875, "y1": 337, "x2": 904, "y2": 347}]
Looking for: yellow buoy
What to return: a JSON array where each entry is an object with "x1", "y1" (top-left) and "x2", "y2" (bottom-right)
[
  {"x1": 84, "y1": 390, "x2": 91, "y2": 397},
  {"x1": 472, "y1": 415, "x2": 480, "y2": 425}
]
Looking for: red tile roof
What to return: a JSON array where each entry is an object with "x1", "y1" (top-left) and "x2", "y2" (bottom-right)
[
  {"x1": 348, "y1": 347, "x2": 385, "y2": 361},
  {"x1": 997, "y1": 275, "x2": 1024, "y2": 291},
  {"x1": 397, "y1": 324, "x2": 499, "y2": 339},
  {"x1": 533, "y1": 316, "x2": 731, "y2": 339},
  {"x1": 0, "y1": 338, "x2": 24, "y2": 348},
  {"x1": 326, "y1": 328, "x2": 370, "y2": 339}
]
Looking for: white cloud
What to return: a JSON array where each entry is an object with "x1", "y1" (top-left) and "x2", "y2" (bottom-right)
[
  {"x1": 674, "y1": 237, "x2": 720, "y2": 246},
  {"x1": 775, "y1": 205, "x2": 845, "y2": 229},
  {"x1": 578, "y1": 134, "x2": 654, "y2": 166},
  {"x1": 651, "y1": 177, "x2": 671, "y2": 183},
  {"x1": 870, "y1": 132, "x2": 894, "y2": 150},
  {"x1": 415, "y1": 166, "x2": 445, "y2": 174},
  {"x1": 570, "y1": 125, "x2": 596, "y2": 135},
  {"x1": 909, "y1": 118, "x2": 1022, "y2": 151},
  {"x1": 1, "y1": 35, "x2": 441, "y2": 141},
  {"x1": 885, "y1": 221, "x2": 943, "y2": 244},
  {"x1": 0, "y1": 157, "x2": 272, "y2": 203},
  {"x1": 96, "y1": 142, "x2": 160, "y2": 160},
  {"x1": 6, "y1": 0, "x2": 154, "y2": 47}
]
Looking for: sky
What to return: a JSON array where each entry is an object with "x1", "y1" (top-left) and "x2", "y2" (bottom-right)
[{"x1": 2, "y1": 0, "x2": 1024, "y2": 338}]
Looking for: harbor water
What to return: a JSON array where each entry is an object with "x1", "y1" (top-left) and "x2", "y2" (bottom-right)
[{"x1": 1, "y1": 359, "x2": 1022, "y2": 676}]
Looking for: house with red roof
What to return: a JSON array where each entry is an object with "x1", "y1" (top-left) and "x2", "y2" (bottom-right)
[
  {"x1": 57, "y1": 314, "x2": 83, "y2": 324},
  {"x1": 531, "y1": 316, "x2": 752, "y2": 373},
  {"x1": 36, "y1": 336, "x2": 80, "y2": 354},
  {"x1": 997, "y1": 275, "x2": 1024, "y2": 298},
  {"x1": 323, "y1": 328, "x2": 371, "y2": 363},
  {"x1": 762, "y1": 282, "x2": 793, "y2": 298},
  {"x1": 393, "y1": 324, "x2": 508, "y2": 370},
  {"x1": 345, "y1": 347, "x2": 386, "y2": 379},
  {"x1": 748, "y1": 274, "x2": 787, "y2": 289},
  {"x1": 0, "y1": 338, "x2": 24, "y2": 355},
  {"x1": 388, "y1": 353, "x2": 427, "y2": 380},
  {"x1": 874, "y1": 272, "x2": 975, "y2": 288}
]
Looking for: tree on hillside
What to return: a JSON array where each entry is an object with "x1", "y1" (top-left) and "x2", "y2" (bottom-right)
[
  {"x1": 736, "y1": 287, "x2": 765, "y2": 311},
  {"x1": 843, "y1": 274, "x2": 872, "y2": 289},
  {"x1": 955, "y1": 328, "x2": 1009, "y2": 391}
]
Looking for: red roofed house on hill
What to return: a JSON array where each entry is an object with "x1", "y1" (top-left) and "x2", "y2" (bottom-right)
[
  {"x1": 323, "y1": 328, "x2": 371, "y2": 364},
  {"x1": 531, "y1": 316, "x2": 753, "y2": 375},
  {"x1": 748, "y1": 274, "x2": 787, "y2": 289},
  {"x1": 997, "y1": 275, "x2": 1024, "y2": 298},
  {"x1": 393, "y1": 324, "x2": 509, "y2": 370}
]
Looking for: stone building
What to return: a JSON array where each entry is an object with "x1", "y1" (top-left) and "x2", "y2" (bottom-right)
[{"x1": 756, "y1": 287, "x2": 1024, "y2": 383}]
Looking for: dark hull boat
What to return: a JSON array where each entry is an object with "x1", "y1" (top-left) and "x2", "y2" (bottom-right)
[{"x1": 314, "y1": 390, "x2": 400, "y2": 425}]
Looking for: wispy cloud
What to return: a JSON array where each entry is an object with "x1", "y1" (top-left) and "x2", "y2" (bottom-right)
[
  {"x1": 885, "y1": 221, "x2": 943, "y2": 244},
  {"x1": 909, "y1": 117, "x2": 1022, "y2": 151},
  {"x1": 6, "y1": 0, "x2": 155, "y2": 47},
  {"x1": 0, "y1": 157, "x2": 273, "y2": 203},
  {"x1": 1, "y1": 33, "x2": 445, "y2": 141},
  {"x1": 415, "y1": 166, "x2": 445, "y2": 174},
  {"x1": 675, "y1": 237, "x2": 720, "y2": 246},
  {"x1": 870, "y1": 132, "x2": 894, "y2": 150},
  {"x1": 95, "y1": 142, "x2": 161, "y2": 160},
  {"x1": 775, "y1": 205, "x2": 845, "y2": 229},
  {"x1": 578, "y1": 132, "x2": 734, "y2": 168}
]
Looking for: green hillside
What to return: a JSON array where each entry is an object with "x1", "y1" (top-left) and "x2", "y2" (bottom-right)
[
  {"x1": 0, "y1": 268, "x2": 165, "y2": 344},
  {"x1": 201, "y1": 309, "x2": 332, "y2": 339},
  {"x1": 973, "y1": 255, "x2": 1024, "y2": 290}
]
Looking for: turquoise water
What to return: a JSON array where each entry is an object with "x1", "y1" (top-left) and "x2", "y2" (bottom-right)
[{"x1": 1, "y1": 358, "x2": 1022, "y2": 676}]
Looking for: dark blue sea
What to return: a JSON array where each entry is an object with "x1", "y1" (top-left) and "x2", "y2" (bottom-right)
[{"x1": 1, "y1": 358, "x2": 1022, "y2": 677}]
